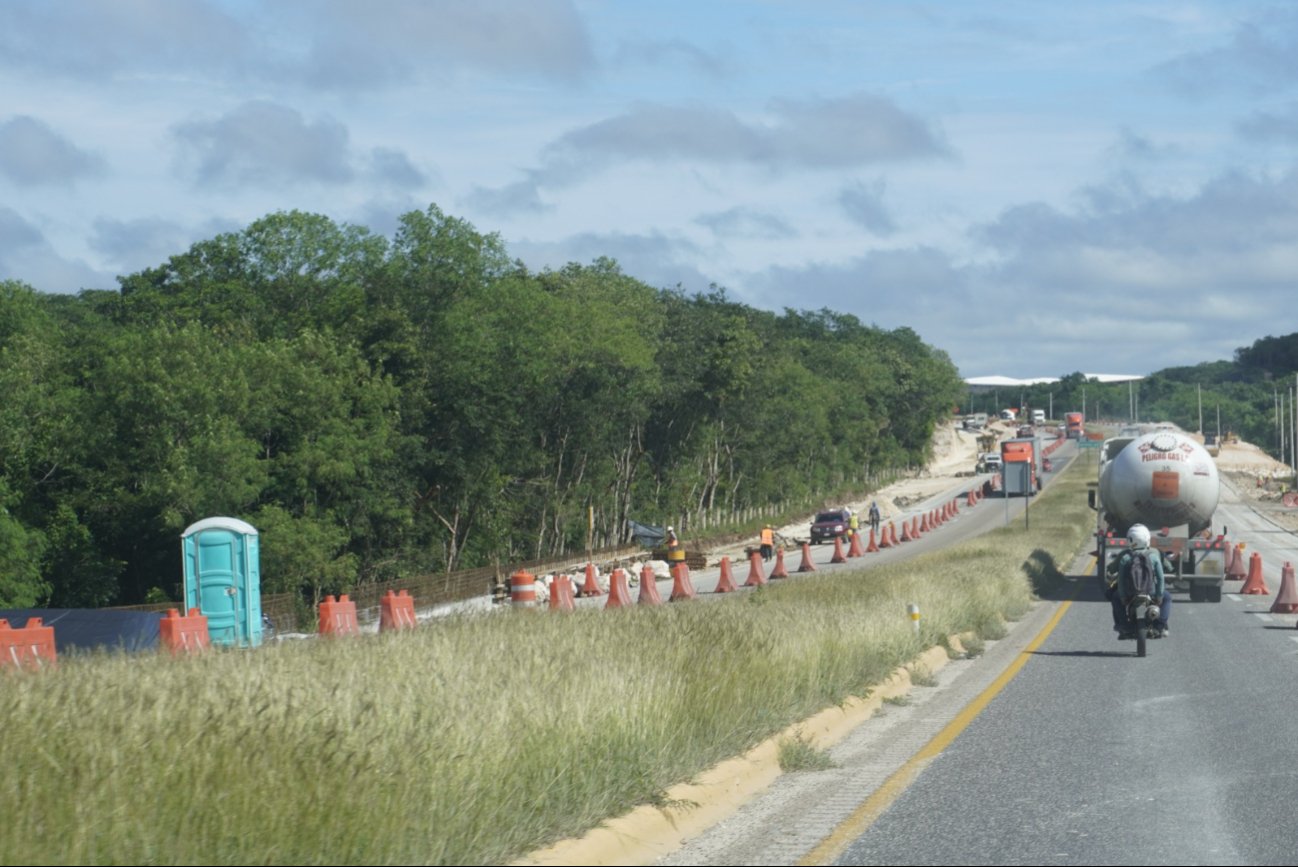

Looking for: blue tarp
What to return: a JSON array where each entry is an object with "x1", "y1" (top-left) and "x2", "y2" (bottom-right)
[
  {"x1": 628, "y1": 520, "x2": 666, "y2": 548},
  {"x1": 0, "y1": 609, "x2": 163, "y2": 653}
]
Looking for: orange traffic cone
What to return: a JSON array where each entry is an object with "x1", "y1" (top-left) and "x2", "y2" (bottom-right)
[
  {"x1": 912, "y1": 516, "x2": 923, "y2": 538},
  {"x1": 900, "y1": 521, "x2": 912, "y2": 543},
  {"x1": 865, "y1": 527, "x2": 879, "y2": 553},
  {"x1": 605, "y1": 568, "x2": 633, "y2": 608},
  {"x1": 1270, "y1": 562, "x2": 1298, "y2": 613},
  {"x1": 1227, "y1": 544, "x2": 1247, "y2": 580},
  {"x1": 889, "y1": 522, "x2": 900, "y2": 546},
  {"x1": 848, "y1": 530, "x2": 865, "y2": 558},
  {"x1": 716, "y1": 556, "x2": 740, "y2": 591},
  {"x1": 797, "y1": 543, "x2": 817, "y2": 573},
  {"x1": 745, "y1": 550, "x2": 767, "y2": 586},
  {"x1": 1241, "y1": 552, "x2": 1270, "y2": 595},
  {"x1": 879, "y1": 524, "x2": 892, "y2": 549},
  {"x1": 830, "y1": 535, "x2": 847, "y2": 563},
  {"x1": 920, "y1": 512, "x2": 931, "y2": 533},
  {"x1": 638, "y1": 564, "x2": 664, "y2": 605},
  {"x1": 581, "y1": 562, "x2": 604, "y2": 596},
  {"x1": 549, "y1": 575, "x2": 576, "y2": 611},
  {"x1": 770, "y1": 547, "x2": 790, "y2": 578}
]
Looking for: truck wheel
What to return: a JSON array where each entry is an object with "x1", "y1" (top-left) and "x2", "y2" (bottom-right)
[
  {"x1": 1207, "y1": 585, "x2": 1223, "y2": 603},
  {"x1": 1189, "y1": 584, "x2": 1207, "y2": 603}
]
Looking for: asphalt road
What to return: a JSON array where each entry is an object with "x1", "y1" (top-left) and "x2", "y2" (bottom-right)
[
  {"x1": 655, "y1": 444, "x2": 1298, "y2": 866},
  {"x1": 833, "y1": 472, "x2": 1298, "y2": 866}
]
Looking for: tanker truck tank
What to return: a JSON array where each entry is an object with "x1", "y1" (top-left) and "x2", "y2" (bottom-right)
[{"x1": 1096, "y1": 430, "x2": 1219, "y2": 537}]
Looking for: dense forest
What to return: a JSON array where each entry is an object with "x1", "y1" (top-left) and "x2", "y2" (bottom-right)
[
  {"x1": 965, "y1": 334, "x2": 1298, "y2": 463},
  {"x1": 0, "y1": 206, "x2": 963, "y2": 609}
]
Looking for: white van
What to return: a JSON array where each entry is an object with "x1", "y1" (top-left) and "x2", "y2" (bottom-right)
[{"x1": 1031, "y1": 409, "x2": 1045, "y2": 425}]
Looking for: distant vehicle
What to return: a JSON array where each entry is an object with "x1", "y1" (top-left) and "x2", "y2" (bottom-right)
[
  {"x1": 1001, "y1": 438, "x2": 1039, "y2": 496},
  {"x1": 962, "y1": 413, "x2": 988, "y2": 430},
  {"x1": 981, "y1": 452, "x2": 1003, "y2": 472},
  {"x1": 1065, "y1": 412, "x2": 1084, "y2": 439},
  {"x1": 809, "y1": 509, "x2": 852, "y2": 544},
  {"x1": 1031, "y1": 409, "x2": 1046, "y2": 425},
  {"x1": 1017, "y1": 424, "x2": 1035, "y2": 438},
  {"x1": 1000, "y1": 409, "x2": 1017, "y2": 421}
]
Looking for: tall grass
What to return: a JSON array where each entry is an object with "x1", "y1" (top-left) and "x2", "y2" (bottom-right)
[{"x1": 0, "y1": 464, "x2": 1093, "y2": 865}]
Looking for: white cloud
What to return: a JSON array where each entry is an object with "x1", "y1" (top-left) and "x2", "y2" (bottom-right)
[
  {"x1": 0, "y1": 116, "x2": 105, "y2": 186},
  {"x1": 172, "y1": 101, "x2": 354, "y2": 188}
]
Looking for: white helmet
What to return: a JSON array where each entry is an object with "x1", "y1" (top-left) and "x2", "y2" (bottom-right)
[{"x1": 1127, "y1": 523, "x2": 1151, "y2": 549}]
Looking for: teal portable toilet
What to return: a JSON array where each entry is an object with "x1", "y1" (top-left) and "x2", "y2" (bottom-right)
[{"x1": 181, "y1": 517, "x2": 262, "y2": 648}]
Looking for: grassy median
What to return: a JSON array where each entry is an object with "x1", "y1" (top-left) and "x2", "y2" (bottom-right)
[{"x1": 0, "y1": 462, "x2": 1093, "y2": 865}]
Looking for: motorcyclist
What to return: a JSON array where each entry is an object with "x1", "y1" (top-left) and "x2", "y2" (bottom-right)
[{"x1": 1106, "y1": 523, "x2": 1173, "y2": 639}]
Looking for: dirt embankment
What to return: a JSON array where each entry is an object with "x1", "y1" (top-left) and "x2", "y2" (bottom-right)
[{"x1": 1213, "y1": 437, "x2": 1298, "y2": 531}]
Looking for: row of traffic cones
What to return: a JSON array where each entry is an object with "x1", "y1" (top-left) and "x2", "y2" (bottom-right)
[
  {"x1": 1221, "y1": 543, "x2": 1298, "y2": 616},
  {"x1": 545, "y1": 488, "x2": 988, "y2": 613}
]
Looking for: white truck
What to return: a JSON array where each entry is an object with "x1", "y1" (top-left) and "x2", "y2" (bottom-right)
[{"x1": 1088, "y1": 429, "x2": 1227, "y2": 602}]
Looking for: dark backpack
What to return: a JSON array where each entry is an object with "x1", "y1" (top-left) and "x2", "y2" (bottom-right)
[{"x1": 1128, "y1": 550, "x2": 1156, "y2": 597}]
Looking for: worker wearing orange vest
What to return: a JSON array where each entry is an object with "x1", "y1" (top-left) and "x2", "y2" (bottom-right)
[
  {"x1": 666, "y1": 526, "x2": 685, "y2": 565},
  {"x1": 760, "y1": 525, "x2": 775, "y2": 562}
]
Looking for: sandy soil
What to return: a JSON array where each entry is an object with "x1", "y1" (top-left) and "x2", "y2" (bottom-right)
[{"x1": 1210, "y1": 436, "x2": 1298, "y2": 531}]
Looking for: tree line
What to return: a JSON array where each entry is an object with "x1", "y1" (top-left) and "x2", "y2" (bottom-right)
[
  {"x1": 965, "y1": 333, "x2": 1298, "y2": 461},
  {"x1": 0, "y1": 205, "x2": 962, "y2": 609}
]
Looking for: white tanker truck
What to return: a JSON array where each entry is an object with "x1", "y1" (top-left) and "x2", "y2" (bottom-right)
[{"x1": 1088, "y1": 428, "x2": 1229, "y2": 603}]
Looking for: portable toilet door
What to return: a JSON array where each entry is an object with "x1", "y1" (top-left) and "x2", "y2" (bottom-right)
[{"x1": 181, "y1": 517, "x2": 262, "y2": 648}]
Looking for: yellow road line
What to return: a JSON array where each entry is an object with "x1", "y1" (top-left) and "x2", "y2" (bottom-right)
[{"x1": 798, "y1": 583, "x2": 1082, "y2": 866}]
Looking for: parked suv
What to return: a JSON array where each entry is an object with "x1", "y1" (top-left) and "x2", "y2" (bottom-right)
[{"x1": 810, "y1": 508, "x2": 852, "y2": 544}]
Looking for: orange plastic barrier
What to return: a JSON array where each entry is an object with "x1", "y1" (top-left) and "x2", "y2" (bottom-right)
[
  {"x1": 159, "y1": 608, "x2": 211, "y2": 655},
  {"x1": 0, "y1": 618, "x2": 56, "y2": 671},
  {"x1": 548, "y1": 576, "x2": 576, "y2": 612},
  {"x1": 769, "y1": 547, "x2": 791, "y2": 578},
  {"x1": 1270, "y1": 562, "x2": 1298, "y2": 614},
  {"x1": 639, "y1": 565, "x2": 665, "y2": 604},
  {"x1": 1241, "y1": 552, "x2": 1270, "y2": 595},
  {"x1": 580, "y1": 562, "x2": 604, "y2": 597},
  {"x1": 319, "y1": 594, "x2": 360, "y2": 636},
  {"x1": 379, "y1": 590, "x2": 418, "y2": 631},
  {"x1": 670, "y1": 563, "x2": 698, "y2": 601},
  {"x1": 796, "y1": 543, "x2": 817, "y2": 573},
  {"x1": 605, "y1": 568, "x2": 633, "y2": 609},
  {"x1": 745, "y1": 551, "x2": 767, "y2": 586},
  {"x1": 716, "y1": 556, "x2": 741, "y2": 590}
]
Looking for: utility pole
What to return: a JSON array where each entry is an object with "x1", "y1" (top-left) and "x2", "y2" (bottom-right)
[{"x1": 1197, "y1": 383, "x2": 1203, "y2": 434}]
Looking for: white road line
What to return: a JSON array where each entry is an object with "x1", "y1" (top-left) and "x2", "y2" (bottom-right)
[
  {"x1": 1254, "y1": 612, "x2": 1275, "y2": 622},
  {"x1": 1228, "y1": 594, "x2": 1242, "y2": 602}
]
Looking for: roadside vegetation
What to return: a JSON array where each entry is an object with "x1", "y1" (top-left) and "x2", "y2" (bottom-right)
[
  {"x1": 0, "y1": 206, "x2": 960, "y2": 611},
  {"x1": 0, "y1": 462, "x2": 1094, "y2": 865}
]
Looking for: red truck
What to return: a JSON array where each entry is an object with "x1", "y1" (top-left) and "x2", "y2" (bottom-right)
[{"x1": 1065, "y1": 412, "x2": 1084, "y2": 439}]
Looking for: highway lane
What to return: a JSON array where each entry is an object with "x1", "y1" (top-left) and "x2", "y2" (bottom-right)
[{"x1": 832, "y1": 487, "x2": 1298, "y2": 866}]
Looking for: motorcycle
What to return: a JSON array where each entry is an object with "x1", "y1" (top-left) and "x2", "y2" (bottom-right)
[{"x1": 1126, "y1": 593, "x2": 1162, "y2": 658}]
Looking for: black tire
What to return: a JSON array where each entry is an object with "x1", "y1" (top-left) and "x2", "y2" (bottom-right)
[
  {"x1": 1136, "y1": 627, "x2": 1147, "y2": 658},
  {"x1": 1189, "y1": 583, "x2": 1207, "y2": 603},
  {"x1": 1207, "y1": 584, "x2": 1223, "y2": 603}
]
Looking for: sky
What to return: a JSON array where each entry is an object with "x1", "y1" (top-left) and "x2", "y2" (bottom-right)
[{"x1": 2, "y1": 1, "x2": 1297, "y2": 379}]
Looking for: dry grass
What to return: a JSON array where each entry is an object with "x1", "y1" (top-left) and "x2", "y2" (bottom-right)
[{"x1": 0, "y1": 462, "x2": 1093, "y2": 865}]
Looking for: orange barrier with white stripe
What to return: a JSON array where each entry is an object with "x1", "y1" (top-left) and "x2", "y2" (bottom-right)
[
  {"x1": 0, "y1": 617, "x2": 56, "y2": 671},
  {"x1": 380, "y1": 590, "x2": 418, "y2": 631},
  {"x1": 159, "y1": 608, "x2": 210, "y2": 655}
]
